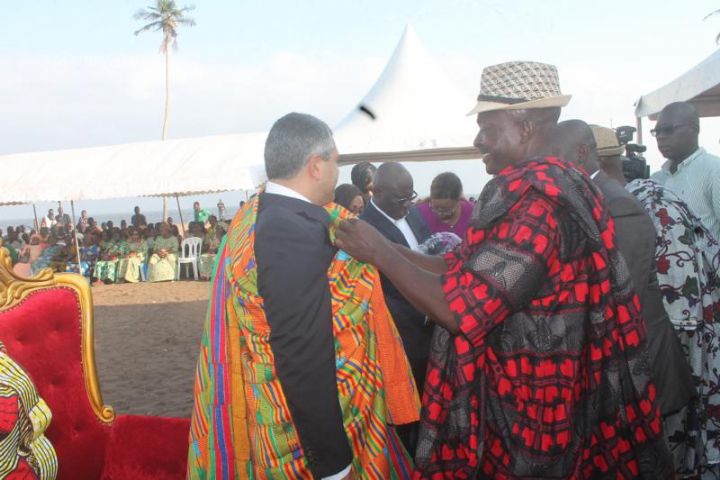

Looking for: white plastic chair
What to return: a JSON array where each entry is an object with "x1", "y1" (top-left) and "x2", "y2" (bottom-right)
[{"x1": 176, "y1": 237, "x2": 203, "y2": 280}]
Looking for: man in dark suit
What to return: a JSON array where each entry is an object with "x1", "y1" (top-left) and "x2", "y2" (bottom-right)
[
  {"x1": 359, "y1": 162, "x2": 431, "y2": 454},
  {"x1": 551, "y1": 120, "x2": 696, "y2": 417},
  {"x1": 253, "y1": 113, "x2": 351, "y2": 479}
]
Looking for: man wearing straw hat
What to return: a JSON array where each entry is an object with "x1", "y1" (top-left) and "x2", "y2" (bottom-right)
[{"x1": 336, "y1": 61, "x2": 673, "y2": 478}]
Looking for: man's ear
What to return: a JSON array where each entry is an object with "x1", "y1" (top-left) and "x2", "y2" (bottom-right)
[
  {"x1": 520, "y1": 120, "x2": 535, "y2": 144},
  {"x1": 578, "y1": 143, "x2": 589, "y2": 162},
  {"x1": 306, "y1": 154, "x2": 324, "y2": 181}
]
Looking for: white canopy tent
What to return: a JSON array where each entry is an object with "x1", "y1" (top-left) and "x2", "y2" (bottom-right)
[
  {"x1": 635, "y1": 48, "x2": 720, "y2": 140},
  {"x1": 334, "y1": 25, "x2": 478, "y2": 165},
  {"x1": 0, "y1": 131, "x2": 267, "y2": 206}
]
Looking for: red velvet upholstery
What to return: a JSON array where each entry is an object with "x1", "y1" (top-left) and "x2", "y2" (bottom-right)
[
  {"x1": 0, "y1": 287, "x2": 108, "y2": 480},
  {"x1": 101, "y1": 415, "x2": 190, "y2": 480},
  {"x1": 0, "y1": 285, "x2": 191, "y2": 480}
]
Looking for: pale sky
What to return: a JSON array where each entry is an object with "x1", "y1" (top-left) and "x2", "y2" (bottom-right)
[{"x1": 2, "y1": 0, "x2": 720, "y2": 224}]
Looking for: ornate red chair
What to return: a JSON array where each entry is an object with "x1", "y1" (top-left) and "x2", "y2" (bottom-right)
[{"x1": 0, "y1": 249, "x2": 190, "y2": 479}]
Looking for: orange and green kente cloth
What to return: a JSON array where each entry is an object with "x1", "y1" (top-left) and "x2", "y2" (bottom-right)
[{"x1": 188, "y1": 198, "x2": 420, "y2": 479}]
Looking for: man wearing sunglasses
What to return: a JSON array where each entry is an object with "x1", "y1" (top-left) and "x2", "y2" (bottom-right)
[
  {"x1": 359, "y1": 161, "x2": 431, "y2": 456},
  {"x1": 652, "y1": 101, "x2": 720, "y2": 239}
]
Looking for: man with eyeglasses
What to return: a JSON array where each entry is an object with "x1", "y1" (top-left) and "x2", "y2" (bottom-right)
[
  {"x1": 359, "y1": 161, "x2": 431, "y2": 456},
  {"x1": 651, "y1": 101, "x2": 720, "y2": 239}
]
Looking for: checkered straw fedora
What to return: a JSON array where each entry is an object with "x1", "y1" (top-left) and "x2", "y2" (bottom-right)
[
  {"x1": 468, "y1": 61, "x2": 572, "y2": 115},
  {"x1": 590, "y1": 125, "x2": 625, "y2": 157}
]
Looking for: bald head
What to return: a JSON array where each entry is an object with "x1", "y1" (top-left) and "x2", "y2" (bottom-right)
[
  {"x1": 550, "y1": 119, "x2": 599, "y2": 174},
  {"x1": 372, "y1": 162, "x2": 415, "y2": 219},
  {"x1": 655, "y1": 102, "x2": 700, "y2": 165}
]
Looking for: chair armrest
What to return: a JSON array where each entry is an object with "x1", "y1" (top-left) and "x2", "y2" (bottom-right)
[{"x1": 100, "y1": 414, "x2": 190, "y2": 480}]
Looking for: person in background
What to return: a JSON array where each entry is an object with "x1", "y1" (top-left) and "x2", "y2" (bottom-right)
[
  {"x1": 131, "y1": 206, "x2": 147, "y2": 228},
  {"x1": 40, "y1": 209, "x2": 56, "y2": 229},
  {"x1": 359, "y1": 162, "x2": 431, "y2": 456},
  {"x1": 593, "y1": 124, "x2": 720, "y2": 477},
  {"x1": 56, "y1": 206, "x2": 71, "y2": 227},
  {"x1": 216, "y1": 199, "x2": 226, "y2": 221},
  {"x1": 117, "y1": 228, "x2": 147, "y2": 283},
  {"x1": 350, "y1": 161, "x2": 376, "y2": 201},
  {"x1": 652, "y1": 101, "x2": 720, "y2": 239},
  {"x1": 334, "y1": 183, "x2": 365, "y2": 215},
  {"x1": 94, "y1": 229, "x2": 128, "y2": 284},
  {"x1": 416, "y1": 172, "x2": 474, "y2": 236},
  {"x1": 193, "y1": 201, "x2": 210, "y2": 225},
  {"x1": 147, "y1": 222, "x2": 178, "y2": 282},
  {"x1": 76, "y1": 210, "x2": 89, "y2": 233},
  {"x1": 199, "y1": 216, "x2": 223, "y2": 281},
  {"x1": 550, "y1": 120, "x2": 696, "y2": 430}
]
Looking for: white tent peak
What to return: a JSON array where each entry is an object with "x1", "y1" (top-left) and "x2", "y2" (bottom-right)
[{"x1": 334, "y1": 24, "x2": 476, "y2": 157}]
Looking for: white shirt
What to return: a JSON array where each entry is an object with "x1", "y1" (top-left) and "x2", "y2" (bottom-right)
[
  {"x1": 652, "y1": 147, "x2": 720, "y2": 240},
  {"x1": 371, "y1": 198, "x2": 420, "y2": 251},
  {"x1": 264, "y1": 181, "x2": 313, "y2": 203},
  {"x1": 264, "y1": 180, "x2": 350, "y2": 480}
]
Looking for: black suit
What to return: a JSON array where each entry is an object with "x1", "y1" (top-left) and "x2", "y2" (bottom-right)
[
  {"x1": 255, "y1": 192, "x2": 351, "y2": 478},
  {"x1": 360, "y1": 200, "x2": 432, "y2": 454},
  {"x1": 593, "y1": 171, "x2": 696, "y2": 415}
]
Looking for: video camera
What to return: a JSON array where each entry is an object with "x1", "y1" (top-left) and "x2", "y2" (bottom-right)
[{"x1": 615, "y1": 125, "x2": 650, "y2": 182}]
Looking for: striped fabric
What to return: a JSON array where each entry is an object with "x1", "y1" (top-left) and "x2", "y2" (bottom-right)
[
  {"x1": 0, "y1": 344, "x2": 57, "y2": 480},
  {"x1": 188, "y1": 198, "x2": 419, "y2": 479}
]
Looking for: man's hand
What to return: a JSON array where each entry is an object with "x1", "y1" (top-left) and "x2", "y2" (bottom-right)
[{"x1": 335, "y1": 219, "x2": 389, "y2": 264}]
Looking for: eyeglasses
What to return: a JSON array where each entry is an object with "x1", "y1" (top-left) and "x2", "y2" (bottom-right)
[
  {"x1": 431, "y1": 204, "x2": 458, "y2": 216},
  {"x1": 650, "y1": 123, "x2": 692, "y2": 137},
  {"x1": 393, "y1": 190, "x2": 418, "y2": 204}
]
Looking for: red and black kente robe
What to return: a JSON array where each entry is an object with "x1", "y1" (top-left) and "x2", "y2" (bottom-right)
[{"x1": 414, "y1": 157, "x2": 673, "y2": 479}]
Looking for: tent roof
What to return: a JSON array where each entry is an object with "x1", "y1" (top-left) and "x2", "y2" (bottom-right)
[
  {"x1": 635, "y1": 48, "x2": 720, "y2": 120},
  {"x1": 0, "y1": 132, "x2": 267, "y2": 205},
  {"x1": 334, "y1": 25, "x2": 478, "y2": 163}
]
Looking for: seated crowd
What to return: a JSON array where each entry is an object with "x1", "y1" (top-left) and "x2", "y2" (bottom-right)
[{"x1": 0, "y1": 204, "x2": 228, "y2": 284}]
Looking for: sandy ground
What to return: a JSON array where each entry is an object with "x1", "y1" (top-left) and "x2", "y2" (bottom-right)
[{"x1": 92, "y1": 281, "x2": 211, "y2": 418}]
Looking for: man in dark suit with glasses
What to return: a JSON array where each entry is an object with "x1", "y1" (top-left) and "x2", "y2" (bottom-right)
[{"x1": 359, "y1": 161, "x2": 431, "y2": 456}]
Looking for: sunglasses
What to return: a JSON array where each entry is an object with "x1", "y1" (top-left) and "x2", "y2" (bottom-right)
[{"x1": 650, "y1": 123, "x2": 693, "y2": 137}]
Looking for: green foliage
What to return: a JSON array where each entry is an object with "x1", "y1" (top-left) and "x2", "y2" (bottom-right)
[{"x1": 133, "y1": 0, "x2": 196, "y2": 53}]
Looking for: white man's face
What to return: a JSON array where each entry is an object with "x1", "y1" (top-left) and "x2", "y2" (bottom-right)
[{"x1": 319, "y1": 150, "x2": 340, "y2": 205}]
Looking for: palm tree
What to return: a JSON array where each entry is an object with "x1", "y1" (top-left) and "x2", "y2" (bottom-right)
[{"x1": 134, "y1": 0, "x2": 196, "y2": 220}]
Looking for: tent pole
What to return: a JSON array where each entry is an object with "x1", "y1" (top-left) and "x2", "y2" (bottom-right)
[
  {"x1": 175, "y1": 194, "x2": 186, "y2": 238},
  {"x1": 636, "y1": 116, "x2": 643, "y2": 145},
  {"x1": 70, "y1": 200, "x2": 83, "y2": 280},
  {"x1": 32, "y1": 204, "x2": 39, "y2": 231}
]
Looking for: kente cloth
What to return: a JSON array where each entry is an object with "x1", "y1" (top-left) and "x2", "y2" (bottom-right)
[
  {"x1": 0, "y1": 343, "x2": 57, "y2": 480},
  {"x1": 628, "y1": 178, "x2": 720, "y2": 475},
  {"x1": 187, "y1": 199, "x2": 419, "y2": 480},
  {"x1": 414, "y1": 157, "x2": 673, "y2": 479}
]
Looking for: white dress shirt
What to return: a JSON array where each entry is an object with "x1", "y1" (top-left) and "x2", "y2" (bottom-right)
[
  {"x1": 264, "y1": 181, "x2": 313, "y2": 204},
  {"x1": 371, "y1": 198, "x2": 420, "y2": 251}
]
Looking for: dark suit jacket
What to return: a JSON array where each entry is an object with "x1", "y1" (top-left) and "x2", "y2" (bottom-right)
[
  {"x1": 255, "y1": 192, "x2": 351, "y2": 477},
  {"x1": 593, "y1": 171, "x2": 696, "y2": 415},
  {"x1": 360, "y1": 201, "x2": 433, "y2": 363}
]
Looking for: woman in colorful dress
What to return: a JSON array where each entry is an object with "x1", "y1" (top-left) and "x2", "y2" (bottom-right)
[
  {"x1": 147, "y1": 223, "x2": 179, "y2": 282},
  {"x1": 199, "y1": 217, "x2": 223, "y2": 280},
  {"x1": 117, "y1": 228, "x2": 147, "y2": 283},
  {"x1": 66, "y1": 232, "x2": 100, "y2": 279},
  {"x1": 94, "y1": 229, "x2": 128, "y2": 284}
]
